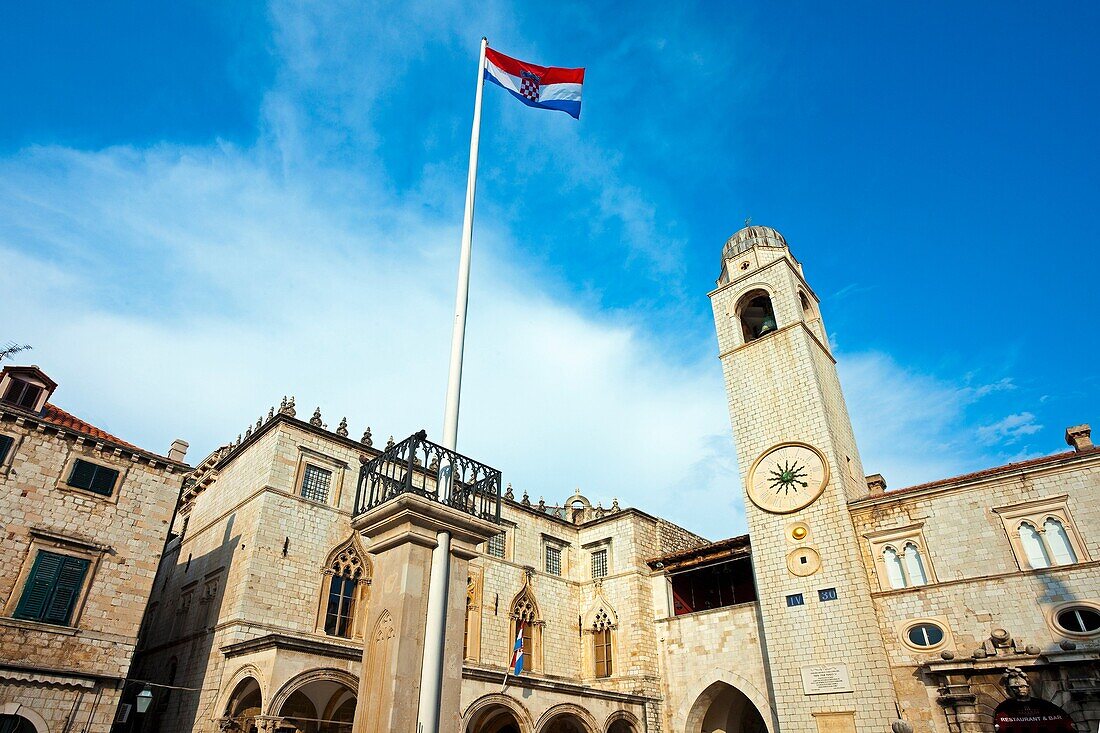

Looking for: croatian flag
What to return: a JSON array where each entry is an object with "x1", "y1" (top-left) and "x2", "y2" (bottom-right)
[
  {"x1": 510, "y1": 621, "x2": 525, "y2": 676},
  {"x1": 484, "y1": 48, "x2": 584, "y2": 119}
]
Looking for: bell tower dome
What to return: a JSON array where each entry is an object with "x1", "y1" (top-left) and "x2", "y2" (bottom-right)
[{"x1": 709, "y1": 224, "x2": 897, "y2": 733}]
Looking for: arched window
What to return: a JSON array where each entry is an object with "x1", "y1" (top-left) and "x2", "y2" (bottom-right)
[
  {"x1": 882, "y1": 546, "x2": 906, "y2": 589},
  {"x1": 321, "y1": 541, "x2": 370, "y2": 638},
  {"x1": 736, "y1": 290, "x2": 778, "y2": 343},
  {"x1": 592, "y1": 609, "x2": 614, "y2": 678},
  {"x1": 464, "y1": 572, "x2": 482, "y2": 662},
  {"x1": 1019, "y1": 522, "x2": 1051, "y2": 569},
  {"x1": 903, "y1": 542, "x2": 929, "y2": 586},
  {"x1": 1043, "y1": 518, "x2": 1078, "y2": 565},
  {"x1": 510, "y1": 586, "x2": 542, "y2": 673}
]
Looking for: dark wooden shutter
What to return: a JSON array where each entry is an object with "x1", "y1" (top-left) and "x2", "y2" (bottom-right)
[
  {"x1": 0, "y1": 434, "x2": 13, "y2": 464},
  {"x1": 14, "y1": 552, "x2": 63, "y2": 620},
  {"x1": 43, "y1": 556, "x2": 90, "y2": 625},
  {"x1": 68, "y1": 460, "x2": 97, "y2": 490},
  {"x1": 89, "y1": 465, "x2": 119, "y2": 495}
]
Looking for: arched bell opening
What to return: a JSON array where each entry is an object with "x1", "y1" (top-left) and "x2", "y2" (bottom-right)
[
  {"x1": 688, "y1": 681, "x2": 769, "y2": 733},
  {"x1": 224, "y1": 677, "x2": 263, "y2": 733},
  {"x1": 736, "y1": 290, "x2": 778, "y2": 343}
]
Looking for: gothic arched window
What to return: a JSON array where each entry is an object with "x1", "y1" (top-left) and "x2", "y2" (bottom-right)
[
  {"x1": 322, "y1": 542, "x2": 369, "y2": 638},
  {"x1": 902, "y1": 542, "x2": 929, "y2": 586},
  {"x1": 510, "y1": 586, "x2": 542, "y2": 673},
  {"x1": 592, "y1": 609, "x2": 614, "y2": 678},
  {"x1": 882, "y1": 546, "x2": 906, "y2": 589},
  {"x1": 1043, "y1": 518, "x2": 1078, "y2": 565},
  {"x1": 1019, "y1": 522, "x2": 1051, "y2": 569}
]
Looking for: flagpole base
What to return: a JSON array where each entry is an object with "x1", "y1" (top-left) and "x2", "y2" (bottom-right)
[{"x1": 350, "y1": 494, "x2": 498, "y2": 733}]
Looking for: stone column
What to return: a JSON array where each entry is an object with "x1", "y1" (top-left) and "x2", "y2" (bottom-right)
[{"x1": 351, "y1": 493, "x2": 497, "y2": 733}]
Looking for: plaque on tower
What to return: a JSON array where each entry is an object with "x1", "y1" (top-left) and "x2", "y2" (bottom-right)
[{"x1": 800, "y1": 663, "x2": 853, "y2": 695}]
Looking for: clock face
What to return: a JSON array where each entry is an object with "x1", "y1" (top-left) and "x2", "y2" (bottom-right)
[{"x1": 747, "y1": 443, "x2": 829, "y2": 514}]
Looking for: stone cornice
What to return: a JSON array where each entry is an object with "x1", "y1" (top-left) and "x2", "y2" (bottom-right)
[
  {"x1": 0, "y1": 404, "x2": 189, "y2": 472},
  {"x1": 220, "y1": 632, "x2": 364, "y2": 661}
]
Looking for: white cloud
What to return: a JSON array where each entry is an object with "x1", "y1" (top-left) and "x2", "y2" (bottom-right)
[{"x1": 976, "y1": 412, "x2": 1043, "y2": 446}]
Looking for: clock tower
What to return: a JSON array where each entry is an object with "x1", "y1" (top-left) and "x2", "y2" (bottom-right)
[{"x1": 709, "y1": 226, "x2": 897, "y2": 733}]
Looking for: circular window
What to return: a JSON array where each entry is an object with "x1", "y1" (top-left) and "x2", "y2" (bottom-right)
[
  {"x1": 906, "y1": 623, "x2": 945, "y2": 648},
  {"x1": 1055, "y1": 607, "x2": 1100, "y2": 635}
]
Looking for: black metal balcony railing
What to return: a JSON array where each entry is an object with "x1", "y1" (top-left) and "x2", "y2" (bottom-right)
[{"x1": 354, "y1": 430, "x2": 502, "y2": 523}]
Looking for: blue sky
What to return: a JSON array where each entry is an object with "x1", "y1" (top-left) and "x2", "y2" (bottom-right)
[{"x1": 2, "y1": 1, "x2": 1097, "y2": 539}]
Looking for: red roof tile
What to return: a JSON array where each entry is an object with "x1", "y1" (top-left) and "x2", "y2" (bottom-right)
[
  {"x1": 42, "y1": 403, "x2": 143, "y2": 453},
  {"x1": 853, "y1": 446, "x2": 1100, "y2": 504}
]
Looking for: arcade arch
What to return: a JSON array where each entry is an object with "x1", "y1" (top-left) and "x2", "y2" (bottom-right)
[
  {"x1": 685, "y1": 680, "x2": 770, "y2": 733},
  {"x1": 270, "y1": 670, "x2": 358, "y2": 733}
]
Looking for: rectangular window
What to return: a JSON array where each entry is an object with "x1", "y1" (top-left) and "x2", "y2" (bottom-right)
[
  {"x1": 594, "y1": 628, "x2": 613, "y2": 678},
  {"x1": 545, "y1": 545, "x2": 562, "y2": 576},
  {"x1": 818, "y1": 587, "x2": 838, "y2": 602},
  {"x1": 0, "y1": 434, "x2": 13, "y2": 465},
  {"x1": 324, "y1": 574, "x2": 356, "y2": 637},
  {"x1": 14, "y1": 551, "x2": 90, "y2": 626},
  {"x1": 300, "y1": 464, "x2": 332, "y2": 503},
  {"x1": 487, "y1": 531, "x2": 506, "y2": 558},
  {"x1": 67, "y1": 459, "x2": 119, "y2": 496},
  {"x1": 2, "y1": 378, "x2": 43, "y2": 409},
  {"x1": 591, "y1": 549, "x2": 608, "y2": 579},
  {"x1": 786, "y1": 593, "x2": 805, "y2": 607}
]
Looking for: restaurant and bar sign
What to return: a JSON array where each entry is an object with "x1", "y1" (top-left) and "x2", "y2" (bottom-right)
[{"x1": 993, "y1": 698, "x2": 1074, "y2": 733}]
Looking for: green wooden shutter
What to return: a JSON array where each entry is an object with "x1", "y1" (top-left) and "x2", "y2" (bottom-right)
[
  {"x1": 43, "y1": 556, "x2": 90, "y2": 624},
  {"x1": 14, "y1": 551, "x2": 64, "y2": 620}
]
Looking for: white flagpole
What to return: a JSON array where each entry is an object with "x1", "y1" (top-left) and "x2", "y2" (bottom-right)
[{"x1": 417, "y1": 36, "x2": 488, "y2": 733}]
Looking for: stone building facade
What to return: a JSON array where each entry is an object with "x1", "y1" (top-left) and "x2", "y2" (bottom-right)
[
  {"x1": 0, "y1": 365, "x2": 188, "y2": 733},
  {"x1": 124, "y1": 225, "x2": 1100, "y2": 733}
]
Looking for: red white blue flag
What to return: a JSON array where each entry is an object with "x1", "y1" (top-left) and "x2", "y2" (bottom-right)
[
  {"x1": 485, "y1": 48, "x2": 584, "y2": 119},
  {"x1": 510, "y1": 620, "x2": 525, "y2": 675}
]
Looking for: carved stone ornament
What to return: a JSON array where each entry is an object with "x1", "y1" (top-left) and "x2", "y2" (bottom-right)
[
  {"x1": 361, "y1": 427, "x2": 373, "y2": 446},
  {"x1": 337, "y1": 417, "x2": 349, "y2": 437},
  {"x1": 310, "y1": 407, "x2": 323, "y2": 427}
]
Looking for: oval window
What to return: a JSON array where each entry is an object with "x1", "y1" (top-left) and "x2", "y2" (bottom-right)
[
  {"x1": 906, "y1": 623, "x2": 945, "y2": 647},
  {"x1": 1055, "y1": 607, "x2": 1100, "y2": 634}
]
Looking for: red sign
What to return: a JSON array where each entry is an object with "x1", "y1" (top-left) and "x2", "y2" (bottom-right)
[{"x1": 994, "y1": 698, "x2": 1075, "y2": 733}]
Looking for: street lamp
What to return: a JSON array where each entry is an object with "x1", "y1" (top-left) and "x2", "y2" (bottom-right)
[{"x1": 135, "y1": 686, "x2": 154, "y2": 714}]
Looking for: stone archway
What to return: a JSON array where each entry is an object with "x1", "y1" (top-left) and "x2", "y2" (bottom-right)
[
  {"x1": 223, "y1": 677, "x2": 263, "y2": 733},
  {"x1": 465, "y1": 696, "x2": 533, "y2": 733},
  {"x1": 270, "y1": 671, "x2": 358, "y2": 733},
  {"x1": 686, "y1": 681, "x2": 770, "y2": 733},
  {"x1": 536, "y1": 705, "x2": 598, "y2": 733}
]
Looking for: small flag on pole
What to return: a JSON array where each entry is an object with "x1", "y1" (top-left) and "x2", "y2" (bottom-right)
[
  {"x1": 484, "y1": 48, "x2": 585, "y2": 119},
  {"x1": 510, "y1": 620, "x2": 525, "y2": 676}
]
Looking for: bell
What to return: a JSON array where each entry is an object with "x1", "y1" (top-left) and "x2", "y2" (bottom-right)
[{"x1": 756, "y1": 315, "x2": 777, "y2": 336}]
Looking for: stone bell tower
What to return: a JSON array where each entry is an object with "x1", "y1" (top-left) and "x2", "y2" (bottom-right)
[{"x1": 709, "y1": 225, "x2": 897, "y2": 733}]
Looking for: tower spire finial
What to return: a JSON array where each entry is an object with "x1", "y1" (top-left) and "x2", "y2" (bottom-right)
[{"x1": 744, "y1": 215, "x2": 752, "y2": 227}]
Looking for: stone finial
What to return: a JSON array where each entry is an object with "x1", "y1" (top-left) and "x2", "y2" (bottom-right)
[
  {"x1": 286, "y1": 396, "x2": 297, "y2": 417},
  {"x1": 235, "y1": 434, "x2": 242, "y2": 446},
  {"x1": 245, "y1": 425, "x2": 253, "y2": 438},
  {"x1": 336, "y1": 417, "x2": 349, "y2": 437},
  {"x1": 386, "y1": 435, "x2": 395, "y2": 450},
  {"x1": 891, "y1": 721, "x2": 914, "y2": 733},
  {"x1": 168, "y1": 439, "x2": 189, "y2": 462},
  {"x1": 279, "y1": 396, "x2": 288, "y2": 413},
  {"x1": 1025, "y1": 644, "x2": 1041, "y2": 655},
  {"x1": 361, "y1": 427, "x2": 373, "y2": 447},
  {"x1": 611, "y1": 498, "x2": 620, "y2": 512},
  {"x1": 504, "y1": 483, "x2": 514, "y2": 500},
  {"x1": 537, "y1": 497, "x2": 546, "y2": 512},
  {"x1": 1060, "y1": 640, "x2": 1077, "y2": 651},
  {"x1": 1066, "y1": 424, "x2": 1092, "y2": 451},
  {"x1": 866, "y1": 474, "x2": 887, "y2": 495},
  {"x1": 521, "y1": 491, "x2": 531, "y2": 507},
  {"x1": 310, "y1": 407, "x2": 323, "y2": 427},
  {"x1": 267, "y1": 406, "x2": 275, "y2": 420}
]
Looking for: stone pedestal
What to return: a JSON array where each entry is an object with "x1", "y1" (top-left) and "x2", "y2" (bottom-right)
[{"x1": 350, "y1": 493, "x2": 498, "y2": 733}]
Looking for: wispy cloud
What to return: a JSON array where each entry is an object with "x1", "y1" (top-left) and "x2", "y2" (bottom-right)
[{"x1": 976, "y1": 412, "x2": 1043, "y2": 446}]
